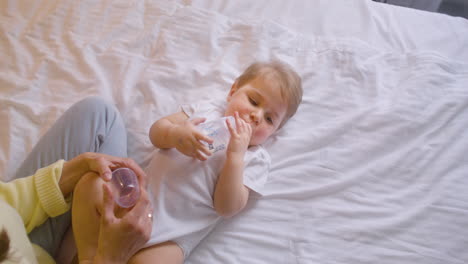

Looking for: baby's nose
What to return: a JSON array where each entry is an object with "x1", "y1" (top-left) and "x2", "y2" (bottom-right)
[{"x1": 249, "y1": 111, "x2": 260, "y2": 125}]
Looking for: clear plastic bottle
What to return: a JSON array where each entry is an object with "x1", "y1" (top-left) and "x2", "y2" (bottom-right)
[
  {"x1": 110, "y1": 168, "x2": 140, "y2": 208},
  {"x1": 197, "y1": 116, "x2": 236, "y2": 154}
]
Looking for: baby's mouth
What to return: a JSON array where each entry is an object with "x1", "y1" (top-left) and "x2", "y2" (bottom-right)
[
  {"x1": 242, "y1": 116, "x2": 252, "y2": 125},
  {"x1": 244, "y1": 119, "x2": 255, "y2": 129},
  {"x1": 233, "y1": 114, "x2": 254, "y2": 129}
]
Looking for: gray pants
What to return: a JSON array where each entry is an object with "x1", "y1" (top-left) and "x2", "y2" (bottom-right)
[{"x1": 13, "y1": 96, "x2": 128, "y2": 257}]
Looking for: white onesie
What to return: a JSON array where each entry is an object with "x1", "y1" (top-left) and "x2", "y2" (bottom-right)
[{"x1": 144, "y1": 99, "x2": 271, "y2": 258}]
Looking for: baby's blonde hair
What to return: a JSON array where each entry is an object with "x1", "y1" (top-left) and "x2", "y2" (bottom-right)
[{"x1": 236, "y1": 60, "x2": 303, "y2": 128}]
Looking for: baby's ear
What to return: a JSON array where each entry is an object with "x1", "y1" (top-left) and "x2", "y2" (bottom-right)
[{"x1": 227, "y1": 80, "x2": 239, "y2": 100}]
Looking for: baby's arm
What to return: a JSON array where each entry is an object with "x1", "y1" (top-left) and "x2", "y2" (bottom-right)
[
  {"x1": 149, "y1": 112, "x2": 213, "y2": 160},
  {"x1": 213, "y1": 112, "x2": 251, "y2": 218},
  {"x1": 214, "y1": 152, "x2": 250, "y2": 218},
  {"x1": 149, "y1": 111, "x2": 190, "y2": 149}
]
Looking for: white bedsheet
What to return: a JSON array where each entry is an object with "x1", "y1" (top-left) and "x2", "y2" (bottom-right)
[
  {"x1": 1, "y1": 0, "x2": 468, "y2": 263},
  {"x1": 187, "y1": 0, "x2": 468, "y2": 62}
]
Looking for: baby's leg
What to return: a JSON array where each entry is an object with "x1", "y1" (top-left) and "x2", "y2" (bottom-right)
[
  {"x1": 129, "y1": 241, "x2": 184, "y2": 264},
  {"x1": 71, "y1": 172, "x2": 106, "y2": 262}
]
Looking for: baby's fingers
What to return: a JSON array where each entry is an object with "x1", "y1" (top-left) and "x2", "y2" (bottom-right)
[
  {"x1": 194, "y1": 150, "x2": 209, "y2": 161},
  {"x1": 226, "y1": 116, "x2": 237, "y2": 136},
  {"x1": 235, "y1": 111, "x2": 250, "y2": 134},
  {"x1": 190, "y1": 117, "x2": 207, "y2": 126},
  {"x1": 195, "y1": 130, "x2": 214, "y2": 145},
  {"x1": 245, "y1": 122, "x2": 253, "y2": 135},
  {"x1": 194, "y1": 132, "x2": 213, "y2": 157},
  {"x1": 197, "y1": 144, "x2": 212, "y2": 158},
  {"x1": 184, "y1": 140, "x2": 209, "y2": 160}
]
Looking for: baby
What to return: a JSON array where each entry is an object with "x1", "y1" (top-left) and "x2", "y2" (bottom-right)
[
  {"x1": 131, "y1": 60, "x2": 303, "y2": 263},
  {"x1": 71, "y1": 60, "x2": 302, "y2": 263}
]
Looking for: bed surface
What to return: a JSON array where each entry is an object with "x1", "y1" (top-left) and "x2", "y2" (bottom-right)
[
  {"x1": 187, "y1": 0, "x2": 468, "y2": 61},
  {"x1": 1, "y1": 0, "x2": 468, "y2": 263}
]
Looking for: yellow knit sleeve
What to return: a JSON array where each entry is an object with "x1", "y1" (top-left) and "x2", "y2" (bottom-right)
[
  {"x1": 34, "y1": 160, "x2": 70, "y2": 218},
  {"x1": 0, "y1": 160, "x2": 71, "y2": 233}
]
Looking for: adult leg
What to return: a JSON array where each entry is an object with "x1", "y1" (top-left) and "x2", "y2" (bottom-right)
[
  {"x1": 14, "y1": 96, "x2": 128, "y2": 256},
  {"x1": 15, "y1": 96, "x2": 127, "y2": 178}
]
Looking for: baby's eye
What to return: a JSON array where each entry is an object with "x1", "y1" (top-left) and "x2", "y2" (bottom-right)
[
  {"x1": 249, "y1": 97, "x2": 258, "y2": 106},
  {"x1": 266, "y1": 116, "x2": 273, "y2": 124}
]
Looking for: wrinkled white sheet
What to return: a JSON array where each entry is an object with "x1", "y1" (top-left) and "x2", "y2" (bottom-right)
[{"x1": 1, "y1": 0, "x2": 468, "y2": 263}]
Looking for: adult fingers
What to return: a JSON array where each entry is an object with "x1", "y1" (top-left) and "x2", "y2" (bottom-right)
[
  {"x1": 132, "y1": 199, "x2": 153, "y2": 242},
  {"x1": 131, "y1": 188, "x2": 151, "y2": 215},
  {"x1": 100, "y1": 156, "x2": 148, "y2": 188},
  {"x1": 87, "y1": 153, "x2": 122, "y2": 181},
  {"x1": 126, "y1": 189, "x2": 153, "y2": 230},
  {"x1": 91, "y1": 155, "x2": 114, "y2": 181}
]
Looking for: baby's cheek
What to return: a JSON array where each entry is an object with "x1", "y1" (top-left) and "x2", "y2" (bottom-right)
[{"x1": 252, "y1": 128, "x2": 271, "y2": 144}]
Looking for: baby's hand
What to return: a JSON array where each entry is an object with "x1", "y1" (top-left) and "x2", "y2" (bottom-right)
[
  {"x1": 226, "y1": 111, "x2": 252, "y2": 157},
  {"x1": 173, "y1": 118, "x2": 213, "y2": 161}
]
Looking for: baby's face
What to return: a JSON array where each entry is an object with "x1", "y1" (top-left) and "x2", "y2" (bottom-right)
[{"x1": 225, "y1": 77, "x2": 287, "y2": 146}]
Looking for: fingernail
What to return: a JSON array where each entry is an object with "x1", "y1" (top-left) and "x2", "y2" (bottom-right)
[{"x1": 104, "y1": 172, "x2": 112, "y2": 181}]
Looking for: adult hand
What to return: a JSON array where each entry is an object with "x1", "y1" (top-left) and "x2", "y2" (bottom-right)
[
  {"x1": 60, "y1": 152, "x2": 148, "y2": 197},
  {"x1": 93, "y1": 183, "x2": 153, "y2": 264},
  {"x1": 172, "y1": 118, "x2": 214, "y2": 161}
]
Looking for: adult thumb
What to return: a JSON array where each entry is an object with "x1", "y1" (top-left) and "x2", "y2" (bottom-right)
[{"x1": 101, "y1": 184, "x2": 115, "y2": 224}]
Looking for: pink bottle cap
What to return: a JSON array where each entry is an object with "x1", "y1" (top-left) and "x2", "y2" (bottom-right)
[{"x1": 110, "y1": 168, "x2": 140, "y2": 208}]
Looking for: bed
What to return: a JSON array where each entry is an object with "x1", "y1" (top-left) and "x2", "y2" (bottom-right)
[{"x1": 1, "y1": 0, "x2": 468, "y2": 263}]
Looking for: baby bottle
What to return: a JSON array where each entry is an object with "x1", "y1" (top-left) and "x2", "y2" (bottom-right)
[
  {"x1": 109, "y1": 168, "x2": 140, "y2": 208},
  {"x1": 197, "y1": 116, "x2": 236, "y2": 154}
]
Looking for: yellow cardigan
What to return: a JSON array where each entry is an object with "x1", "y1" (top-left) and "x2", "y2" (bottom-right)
[{"x1": 0, "y1": 160, "x2": 70, "y2": 264}]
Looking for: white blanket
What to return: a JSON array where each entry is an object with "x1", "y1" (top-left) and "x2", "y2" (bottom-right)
[{"x1": 1, "y1": 1, "x2": 468, "y2": 263}]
